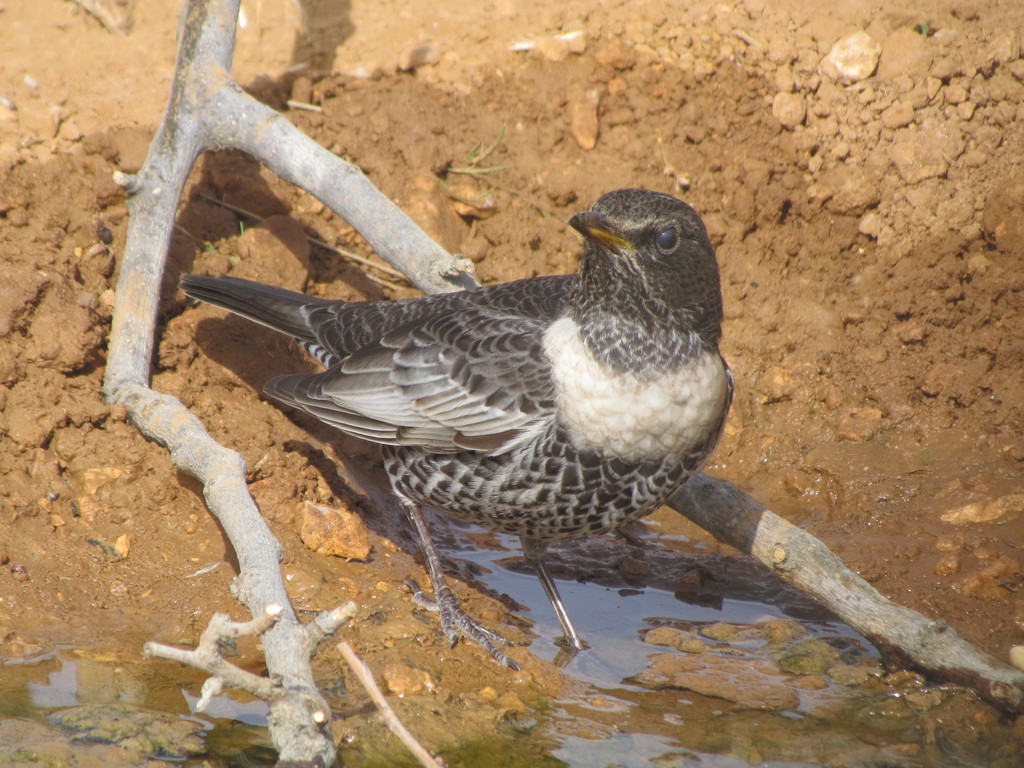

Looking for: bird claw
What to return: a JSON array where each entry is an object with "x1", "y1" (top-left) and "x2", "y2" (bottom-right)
[{"x1": 403, "y1": 579, "x2": 521, "y2": 671}]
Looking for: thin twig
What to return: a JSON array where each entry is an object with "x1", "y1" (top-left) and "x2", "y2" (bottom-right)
[
  {"x1": 338, "y1": 641, "x2": 444, "y2": 768},
  {"x1": 287, "y1": 99, "x2": 323, "y2": 113},
  {"x1": 143, "y1": 606, "x2": 285, "y2": 703}
]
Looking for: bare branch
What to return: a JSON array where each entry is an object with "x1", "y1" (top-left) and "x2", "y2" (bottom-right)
[{"x1": 338, "y1": 642, "x2": 444, "y2": 768}]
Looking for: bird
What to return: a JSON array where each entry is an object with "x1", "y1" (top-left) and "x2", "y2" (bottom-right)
[{"x1": 180, "y1": 188, "x2": 732, "y2": 670}]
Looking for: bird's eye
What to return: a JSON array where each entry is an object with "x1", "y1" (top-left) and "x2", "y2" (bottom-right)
[{"x1": 656, "y1": 227, "x2": 678, "y2": 251}]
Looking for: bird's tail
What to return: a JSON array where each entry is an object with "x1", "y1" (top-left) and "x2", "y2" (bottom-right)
[{"x1": 179, "y1": 274, "x2": 332, "y2": 345}]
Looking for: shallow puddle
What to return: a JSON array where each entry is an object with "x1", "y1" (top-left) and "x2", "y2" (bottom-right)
[{"x1": 2, "y1": 521, "x2": 1021, "y2": 767}]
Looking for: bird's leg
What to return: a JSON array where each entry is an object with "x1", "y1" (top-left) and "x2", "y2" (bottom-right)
[
  {"x1": 401, "y1": 501, "x2": 521, "y2": 670},
  {"x1": 521, "y1": 537, "x2": 588, "y2": 651}
]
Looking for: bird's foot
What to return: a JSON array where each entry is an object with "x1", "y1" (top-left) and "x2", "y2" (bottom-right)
[{"x1": 404, "y1": 579, "x2": 521, "y2": 671}]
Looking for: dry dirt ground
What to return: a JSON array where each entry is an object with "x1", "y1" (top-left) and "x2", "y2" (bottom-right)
[{"x1": 1, "y1": 0, "x2": 1023, "y2": 765}]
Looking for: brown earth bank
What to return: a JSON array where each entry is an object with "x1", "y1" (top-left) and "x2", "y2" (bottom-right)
[{"x1": 1, "y1": 0, "x2": 1023, "y2": 765}]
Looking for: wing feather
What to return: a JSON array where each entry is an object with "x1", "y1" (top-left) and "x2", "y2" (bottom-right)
[{"x1": 264, "y1": 303, "x2": 561, "y2": 455}]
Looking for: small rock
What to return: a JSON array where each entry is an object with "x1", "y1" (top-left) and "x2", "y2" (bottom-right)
[
  {"x1": 476, "y1": 685, "x2": 499, "y2": 702},
  {"x1": 767, "y1": 34, "x2": 798, "y2": 65},
  {"x1": 114, "y1": 534, "x2": 131, "y2": 559},
  {"x1": 880, "y1": 101, "x2": 914, "y2": 129},
  {"x1": 944, "y1": 83, "x2": 968, "y2": 105},
  {"x1": 893, "y1": 320, "x2": 926, "y2": 344},
  {"x1": 773, "y1": 67, "x2": 795, "y2": 93},
  {"x1": 1010, "y1": 646, "x2": 1024, "y2": 672},
  {"x1": 83, "y1": 466, "x2": 125, "y2": 496},
  {"x1": 820, "y1": 31, "x2": 881, "y2": 83},
  {"x1": 957, "y1": 101, "x2": 976, "y2": 121},
  {"x1": 51, "y1": 704, "x2": 206, "y2": 758},
  {"x1": 984, "y1": 32, "x2": 1021, "y2": 73},
  {"x1": 760, "y1": 365, "x2": 797, "y2": 402},
  {"x1": 701, "y1": 622, "x2": 741, "y2": 641},
  {"x1": 249, "y1": 477, "x2": 299, "y2": 524},
  {"x1": 982, "y1": 176, "x2": 1024, "y2": 260},
  {"x1": 299, "y1": 500, "x2": 372, "y2": 560},
  {"x1": 397, "y1": 42, "x2": 440, "y2": 71},
  {"x1": 771, "y1": 91, "x2": 806, "y2": 129},
  {"x1": 402, "y1": 174, "x2": 469, "y2": 253},
  {"x1": 934, "y1": 551, "x2": 961, "y2": 576},
  {"x1": 858, "y1": 211, "x2": 882, "y2": 238},
  {"x1": 837, "y1": 407, "x2": 883, "y2": 442},
  {"x1": 829, "y1": 662, "x2": 879, "y2": 686},
  {"x1": 58, "y1": 117, "x2": 83, "y2": 142},
  {"x1": 535, "y1": 35, "x2": 570, "y2": 62},
  {"x1": 290, "y1": 76, "x2": 313, "y2": 104},
  {"x1": 569, "y1": 86, "x2": 601, "y2": 150},
  {"x1": 563, "y1": 30, "x2": 587, "y2": 55},
  {"x1": 887, "y1": 131, "x2": 948, "y2": 183},
  {"x1": 635, "y1": 653, "x2": 800, "y2": 711},
  {"x1": 779, "y1": 638, "x2": 841, "y2": 675},
  {"x1": 447, "y1": 183, "x2": 499, "y2": 220},
  {"x1": 958, "y1": 557, "x2": 1019, "y2": 600},
  {"x1": 822, "y1": 165, "x2": 881, "y2": 215},
  {"x1": 107, "y1": 125, "x2": 151, "y2": 174},
  {"x1": 381, "y1": 662, "x2": 434, "y2": 697},
  {"x1": 877, "y1": 27, "x2": 934, "y2": 79},
  {"x1": 594, "y1": 43, "x2": 636, "y2": 70},
  {"x1": 940, "y1": 494, "x2": 1024, "y2": 525}
]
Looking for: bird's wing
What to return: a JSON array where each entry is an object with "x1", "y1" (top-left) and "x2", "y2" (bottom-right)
[{"x1": 264, "y1": 305, "x2": 559, "y2": 455}]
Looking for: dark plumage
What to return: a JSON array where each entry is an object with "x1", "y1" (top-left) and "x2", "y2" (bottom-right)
[{"x1": 181, "y1": 188, "x2": 732, "y2": 668}]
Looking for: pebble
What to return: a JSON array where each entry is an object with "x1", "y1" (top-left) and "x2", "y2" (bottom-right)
[
  {"x1": 83, "y1": 466, "x2": 125, "y2": 496},
  {"x1": 858, "y1": 211, "x2": 881, "y2": 238},
  {"x1": 773, "y1": 67, "x2": 795, "y2": 93},
  {"x1": 881, "y1": 101, "x2": 914, "y2": 129},
  {"x1": 771, "y1": 91, "x2": 806, "y2": 129},
  {"x1": 820, "y1": 31, "x2": 881, "y2": 83},
  {"x1": 940, "y1": 494, "x2": 1024, "y2": 525},
  {"x1": 534, "y1": 35, "x2": 570, "y2": 62},
  {"x1": 877, "y1": 27, "x2": 934, "y2": 79},
  {"x1": 569, "y1": 86, "x2": 601, "y2": 150},
  {"x1": 984, "y1": 32, "x2": 1021, "y2": 72},
  {"x1": 636, "y1": 653, "x2": 800, "y2": 710},
  {"x1": 981, "y1": 175, "x2": 1024, "y2": 259},
  {"x1": 299, "y1": 500, "x2": 372, "y2": 560},
  {"x1": 894, "y1": 320, "x2": 927, "y2": 344},
  {"x1": 397, "y1": 42, "x2": 440, "y2": 72},
  {"x1": 381, "y1": 661, "x2": 434, "y2": 697},
  {"x1": 837, "y1": 407, "x2": 883, "y2": 442},
  {"x1": 887, "y1": 131, "x2": 948, "y2": 183},
  {"x1": 957, "y1": 101, "x2": 976, "y2": 121},
  {"x1": 779, "y1": 638, "x2": 840, "y2": 675},
  {"x1": 760, "y1": 365, "x2": 797, "y2": 402},
  {"x1": 1010, "y1": 646, "x2": 1024, "y2": 672},
  {"x1": 945, "y1": 83, "x2": 968, "y2": 105},
  {"x1": 822, "y1": 165, "x2": 881, "y2": 215}
]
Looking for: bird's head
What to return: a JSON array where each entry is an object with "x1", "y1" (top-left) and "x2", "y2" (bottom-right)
[{"x1": 569, "y1": 189, "x2": 723, "y2": 351}]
